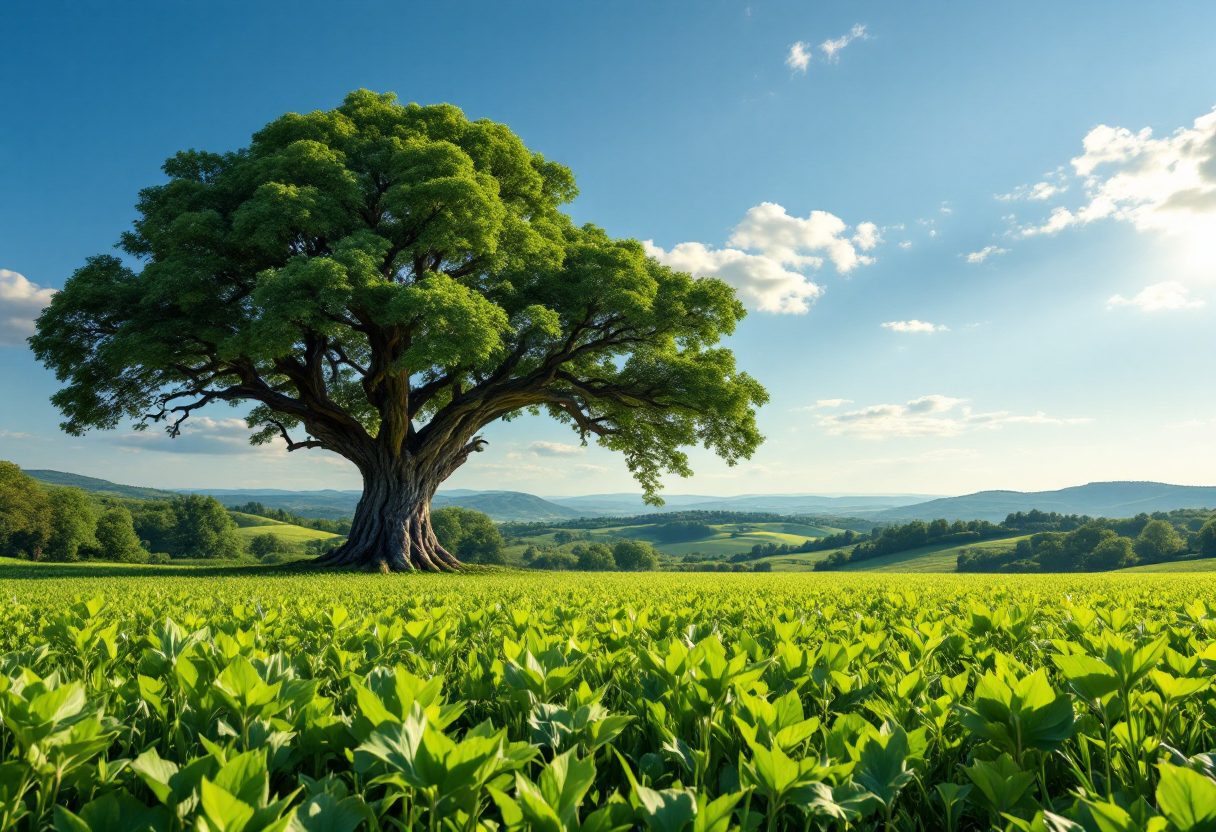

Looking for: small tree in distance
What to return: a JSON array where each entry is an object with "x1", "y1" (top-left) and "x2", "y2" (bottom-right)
[
  {"x1": 1133, "y1": 519, "x2": 1183, "y2": 563},
  {"x1": 611, "y1": 539, "x2": 658, "y2": 571},
  {"x1": 32, "y1": 90, "x2": 767, "y2": 573},
  {"x1": 92, "y1": 507, "x2": 147, "y2": 562}
]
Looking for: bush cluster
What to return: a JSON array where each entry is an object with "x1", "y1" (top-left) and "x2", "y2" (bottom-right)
[{"x1": 523, "y1": 539, "x2": 658, "y2": 571}]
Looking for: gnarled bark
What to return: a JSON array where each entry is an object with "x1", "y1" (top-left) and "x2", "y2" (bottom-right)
[{"x1": 316, "y1": 461, "x2": 460, "y2": 572}]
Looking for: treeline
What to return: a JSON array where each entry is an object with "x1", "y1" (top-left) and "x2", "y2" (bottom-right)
[
  {"x1": 815, "y1": 518, "x2": 1007, "y2": 571},
  {"x1": 227, "y1": 501, "x2": 352, "y2": 535},
  {"x1": 0, "y1": 462, "x2": 245, "y2": 562},
  {"x1": 805, "y1": 506, "x2": 1216, "y2": 573},
  {"x1": 431, "y1": 506, "x2": 505, "y2": 565},
  {"x1": 500, "y1": 510, "x2": 877, "y2": 536},
  {"x1": 959, "y1": 513, "x2": 1216, "y2": 573},
  {"x1": 522, "y1": 539, "x2": 659, "y2": 571}
]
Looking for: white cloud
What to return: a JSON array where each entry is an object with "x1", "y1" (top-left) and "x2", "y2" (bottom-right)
[
  {"x1": 792, "y1": 398, "x2": 853, "y2": 411},
  {"x1": 881, "y1": 320, "x2": 947, "y2": 333},
  {"x1": 0, "y1": 270, "x2": 56, "y2": 347},
  {"x1": 1017, "y1": 105, "x2": 1216, "y2": 246},
  {"x1": 817, "y1": 395, "x2": 1091, "y2": 439},
  {"x1": 728, "y1": 203, "x2": 875, "y2": 272},
  {"x1": 114, "y1": 417, "x2": 276, "y2": 455},
  {"x1": 527, "y1": 441, "x2": 586, "y2": 456},
  {"x1": 644, "y1": 241, "x2": 823, "y2": 314},
  {"x1": 0, "y1": 429, "x2": 36, "y2": 439},
  {"x1": 852, "y1": 221, "x2": 881, "y2": 250},
  {"x1": 898, "y1": 241, "x2": 912, "y2": 249},
  {"x1": 645, "y1": 202, "x2": 879, "y2": 314},
  {"x1": 964, "y1": 245, "x2": 1009, "y2": 264},
  {"x1": 820, "y1": 24, "x2": 868, "y2": 63},
  {"x1": 785, "y1": 42, "x2": 812, "y2": 74},
  {"x1": 997, "y1": 171, "x2": 1069, "y2": 203},
  {"x1": 1107, "y1": 281, "x2": 1205, "y2": 311}
]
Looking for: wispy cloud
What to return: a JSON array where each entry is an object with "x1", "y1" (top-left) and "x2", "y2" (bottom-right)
[
  {"x1": 820, "y1": 24, "x2": 869, "y2": 63},
  {"x1": 964, "y1": 246, "x2": 1009, "y2": 264},
  {"x1": 817, "y1": 395, "x2": 1092, "y2": 439},
  {"x1": 1107, "y1": 282, "x2": 1205, "y2": 312},
  {"x1": 527, "y1": 441, "x2": 586, "y2": 457},
  {"x1": 113, "y1": 417, "x2": 279, "y2": 456},
  {"x1": 793, "y1": 398, "x2": 854, "y2": 411},
  {"x1": 881, "y1": 320, "x2": 947, "y2": 333},
  {"x1": 787, "y1": 24, "x2": 869, "y2": 74},
  {"x1": 997, "y1": 169, "x2": 1069, "y2": 202}
]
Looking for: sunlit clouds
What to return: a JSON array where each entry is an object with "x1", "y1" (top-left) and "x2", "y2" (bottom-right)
[
  {"x1": 644, "y1": 202, "x2": 880, "y2": 314},
  {"x1": 0, "y1": 270, "x2": 56, "y2": 346},
  {"x1": 816, "y1": 395, "x2": 1092, "y2": 439},
  {"x1": 786, "y1": 24, "x2": 869, "y2": 74},
  {"x1": 964, "y1": 246, "x2": 1008, "y2": 264},
  {"x1": 1016, "y1": 105, "x2": 1216, "y2": 258},
  {"x1": 1107, "y1": 282, "x2": 1206, "y2": 312},
  {"x1": 880, "y1": 320, "x2": 948, "y2": 333}
]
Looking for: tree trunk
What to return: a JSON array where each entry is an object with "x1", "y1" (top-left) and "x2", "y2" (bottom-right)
[{"x1": 315, "y1": 461, "x2": 460, "y2": 573}]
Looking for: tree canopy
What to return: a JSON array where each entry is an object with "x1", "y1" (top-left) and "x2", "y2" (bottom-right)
[{"x1": 32, "y1": 90, "x2": 767, "y2": 571}]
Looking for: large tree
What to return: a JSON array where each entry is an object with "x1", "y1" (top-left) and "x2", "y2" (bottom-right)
[{"x1": 32, "y1": 90, "x2": 767, "y2": 572}]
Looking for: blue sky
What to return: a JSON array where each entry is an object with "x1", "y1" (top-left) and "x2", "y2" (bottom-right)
[{"x1": 2, "y1": 1, "x2": 1215, "y2": 497}]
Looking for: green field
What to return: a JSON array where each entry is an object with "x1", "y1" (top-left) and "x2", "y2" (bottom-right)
[
  {"x1": 229, "y1": 511, "x2": 340, "y2": 543},
  {"x1": 508, "y1": 520, "x2": 842, "y2": 562},
  {"x1": 1121, "y1": 556, "x2": 1216, "y2": 572},
  {"x1": 1, "y1": 565, "x2": 1215, "y2": 830}
]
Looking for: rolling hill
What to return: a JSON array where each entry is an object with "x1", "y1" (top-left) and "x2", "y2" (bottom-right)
[
  {"x1": 228, "y1": 512, "x2": 339, "y2": 544},
  {"x1": 25, "y1": 470, "x2": 180, "y2": 500},
  {"x1": 22, "y1": 469, "x2": 1216, "y2": 527},
  {"x1": 431, "y1": 491, "x2": 587, "y2": 522}
]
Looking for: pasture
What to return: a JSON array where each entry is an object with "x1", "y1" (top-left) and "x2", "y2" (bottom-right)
[{"x1": 229, "y1": 511, "x2": 340, "y2": 543}]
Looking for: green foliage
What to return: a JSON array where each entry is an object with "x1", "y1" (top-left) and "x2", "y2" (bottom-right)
[
  {"x1": 88, "y1": 506, "x2": 147, "y2": 563},
  {"x1": 250, "y1": 532, "x2": 287, "y2": 558},
  {"x1": 610, "y1": 539, "x2": 657, "y2": 571},
  {"x1": 0, "y1": 571, "x2": 1214, "y2": 828},
  {"x1": 1199, "y1": 519, "x2": 1216, "y2": 558},
  {"x1": 131, "y1": 495, "x2": 244, "y2": 559},
  {"x1": 1087, "y1": 536, "x2": 1137, "y2": 571},
  {"x1": 45, "y1": 487, "x2": 97, "y2": 563},
  {"x1": 0, "y1": 461, "x2": 52, "y2": 559},
  {"x1": 573, "y1": 543, "x2": 616, "y2": 571},
  {"x1": 31, "y1": 90, "x2": 767, "y2": 516},
  {"x1": 430, "y1": 506, "x2": 504, "y2": 564},
  {"x1": 1135, "y1": 519, "x2": 1184, "y2": 563}
]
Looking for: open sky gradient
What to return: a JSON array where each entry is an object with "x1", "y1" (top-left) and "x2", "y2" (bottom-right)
[{"x1": 2, "y1": 1, "x2": 1215, "y2": 497}]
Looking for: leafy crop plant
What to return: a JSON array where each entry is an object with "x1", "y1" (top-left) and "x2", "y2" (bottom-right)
[{"x1": 1, "y1": 571, "x2": 1216, "y2": 830}]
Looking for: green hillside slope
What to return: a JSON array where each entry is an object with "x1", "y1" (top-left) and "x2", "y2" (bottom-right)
[
  {"x1": 25, "y1": 469, "x2": 179, "y2": 500},
  {"x1": 228, "y1": 513, "x2": 339, "y2": 543}
]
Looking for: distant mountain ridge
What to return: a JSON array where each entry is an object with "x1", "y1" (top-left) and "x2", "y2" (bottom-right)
[
  {"x1": 20, "y1": 469, "x2": 1216, "y2": 525},
  {"x1": 544, "y1": 492, "x2": 940, "y2": 516},
  {"x1": 869, "y1": 481, "x2": 1216, "y2": 523}
]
